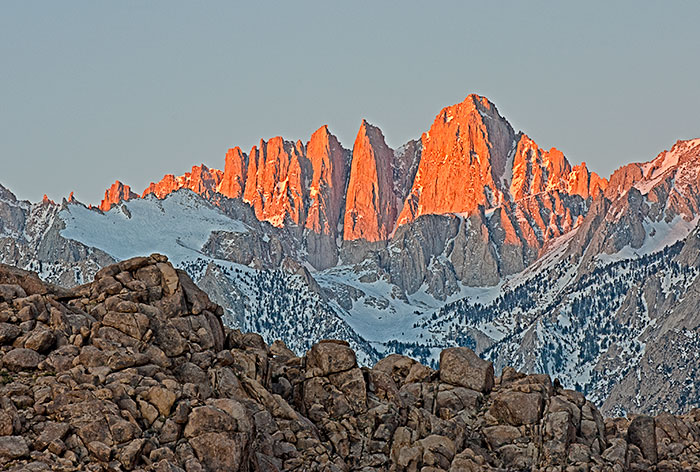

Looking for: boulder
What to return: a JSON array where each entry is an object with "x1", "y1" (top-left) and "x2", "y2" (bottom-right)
[
  {"x1": 439, "y1": 347, "x2": 494, "y2": 393},
  {"x1": 2, "y1": 347, "x2": 43, "y2": 371},
  {"x1": 189, "y1": 432, "x2": 247, "y2": 471},
  {"x1": 0, "y1": 322, "x2": 21, "y2": 345},
  {"x1": 0, "y1": 435, "x2": 29, "y2": 460},
  {"x1": 627, "y1": 415, "x2": 658, "y2": 463},
  {"x1": 34, "y1": 422, "x2": 70, "y2": 450},
  {"x1": 148, "y1": 386, "x2": 177, "y2": 417},
  {"x1": 23, "y1": 328, "x2": 55, "y2": 353},
  {"x1": 489, "y1": 391, "x2": 544, "y2": 426},
  {"x1": 102, "y1": 311, "x2": 150, "y2": 340},
  {"x1": 306, "y1": 340, "x2": 357, "y2": 375},
  {"x1": 483, "y1": 425, "x2": 521, "y2": 449}
]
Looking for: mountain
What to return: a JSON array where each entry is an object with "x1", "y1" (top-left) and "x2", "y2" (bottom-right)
[
  {"x1": 304, "y1": 125, "x2": 350, "y2": 269},
  {"x1": 3, "y1": 255, "x2": 700, "y2": 471},
  {"x1": 343, "y1": 120, "x2": 397, "y2": 243},
  {"x1": 99, "y1": 181, "x2": 138, "y2": 212},
  {"x1": 1, "y1": 94, "x2": 700, "y2": 417}
]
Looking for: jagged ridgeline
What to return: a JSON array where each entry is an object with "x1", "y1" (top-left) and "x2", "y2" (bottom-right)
[
  {"x1": 2, "y1": 95, "x2": 700, "y2": 417},
  {"x1": 1, "y1": 256, "x2": 700, "y2": 471}
]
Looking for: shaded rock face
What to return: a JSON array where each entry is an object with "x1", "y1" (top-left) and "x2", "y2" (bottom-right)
[
  {"x1": 98, "y1": 181, "x2": 138, "y2": 212},
  {"x1": 0, "y1": 191, "x2": 115, "y2": 288},
  {"x1": 343, "y1": 120, "x2": 398, "y2": 242},
  {"x1": 387, "y1": 214, "x2": 461, "y2": 296},
  {"x1": 1, "y1": 256, "x2": 700, "y2": 471},
  {"x1": 304, "y1": 126, "x2": 350, "y2": 269},
  {"x1": 0, "y1": 184, "x2": 27, "y2": 239}
]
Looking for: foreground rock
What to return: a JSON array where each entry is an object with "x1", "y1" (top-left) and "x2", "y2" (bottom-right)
[{"x1": 0, "y1": 257, "x2": 699, "y2": 471}]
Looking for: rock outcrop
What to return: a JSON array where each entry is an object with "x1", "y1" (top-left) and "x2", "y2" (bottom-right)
[
  {"x1": 304, "y1": 126, "x2": 350, "y2": 269},
  {"x1": 2, "y1": 256, "x2": 700, "y2": 471},
  {"x1": 243, "y1": 137, "x2": 311, "y2": 228},
  {"x1": 397, "y1": 95, "x2": 517, "y2": 226},
  {"x1": 99, "y1": 181, "x2": 138, "y2": 212},
  {"x1": 217, "y1": 147, "x2": 248, "y2": 200},
  {"x1": 142, "y1": 164, "x2": 223, "y2": 200},
  {"x1": 343, "y1": 120, "x2": 398, "y2": 242}
]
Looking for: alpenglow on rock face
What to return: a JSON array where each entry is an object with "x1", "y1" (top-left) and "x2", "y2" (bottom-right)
[
  {"x1": 2, "y1": 257, "x2": 700, "y2": 471},
  {"x1": 89, "y1": 94, "x2": 607, "y2": 247},
  {"x1": 343, "y1": 120, "x2": 398, "y2": 242},
  {"x1": 98, "y1": 180, "x2": 138, "y2": 212},
  {"x1": 142, "y1": 164, "x2": 223, "y2": 200}
]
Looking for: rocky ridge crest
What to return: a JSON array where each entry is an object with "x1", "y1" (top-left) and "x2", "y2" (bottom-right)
[{"x1": 92, "y1": 95, "x2": 607, "y2": 267}]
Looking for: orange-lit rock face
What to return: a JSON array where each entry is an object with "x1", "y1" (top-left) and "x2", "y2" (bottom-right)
[
  {"x1": 343, "y1": 120, "x2": 397, "y2": 242},
  {"x1": 91, "y1": 94, "x2": 621, "y2": 250},
  {"x1": 142, "y1": 174, "x2": 177, "y2": 199},
  {"x1": 567, "y1": 163, "x2": 590, "y2": 198},
  {"x1": 217, "y1": 147, "x2": 248, "y2": 199},
  {"x1": 566, "y1": 162, "x2": 608, "y2": 199},
  {"x1": 99, "y1": 181, "x2": 138, "y2": 212},
  {"x1": 510, "y1": 135, "x2": 572, "y2": 200},
  {"x1": 142, "y1": 165, "x2": 223, "y2": 199},
  {"x1": 588, "y1": 172, "x2": 608, "y2": 198},
  {"x1": 305, "y1": 126, "x2": 348, "y2": 236},
  {"x1": 243, "y1": 137, "x2": 311, "y2": 228},
  {"x1": 397, "y1": 95, "x2": 516, "y2": 226},
  {"x1": 188, "y1": 165, "x2": 223, "y2": 197},
  {"x1": 396, "y1": 96, "x2": 611, "y2": 232},
  {"x1": 508, "y1": 135, "x2": 608, "y2": 200},
  {"x1": 604, "y1": 163, "x2": 644, "y2": 200}
]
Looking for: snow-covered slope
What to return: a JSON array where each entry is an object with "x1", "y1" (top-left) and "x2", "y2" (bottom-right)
[{"x1": 60, "y1": 191, "x2": 248, "y2": 264}]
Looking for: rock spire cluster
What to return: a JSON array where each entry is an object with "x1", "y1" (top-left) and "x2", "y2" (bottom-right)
[{"x1": 96, "y1": 95, "x2": 607, "y2": 266}]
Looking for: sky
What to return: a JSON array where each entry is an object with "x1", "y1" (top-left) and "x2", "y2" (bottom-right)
[{"x1": 1, "y1": 1, "x2": 699, "y2": 204}]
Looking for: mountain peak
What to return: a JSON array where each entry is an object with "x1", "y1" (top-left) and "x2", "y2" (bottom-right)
[
  {"x1": 343, "y1": 120, "x2": 397, "y2": 241},
  {"x1": 463, "y1": 92, "x2": 495, "y2": 108},
  {"x1": 243, "y1": 136, "x2": 310, "y2": 228},
  {"x1": 305, "y1": 125, "x2": 350, "y2": 268},
  {"x1": 397, "y1": 95, "x2": 516, "y2": 226},
  {"x1": 218, "y1": 146, "x2": 248, "y2": 199},
  {"x1": 99, "y1": 180, "x2": 137, "y2": 212},
  {"x1": 358, "y1": 118, "x2": 380, "y2": 135}
]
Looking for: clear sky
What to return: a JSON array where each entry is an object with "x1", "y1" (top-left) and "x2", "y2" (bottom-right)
[{"x1": 2, "y1": 1, "x2": 699, "y2": 204}]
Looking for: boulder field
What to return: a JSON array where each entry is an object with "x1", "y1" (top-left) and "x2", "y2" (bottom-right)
[{"x1": 0, "y1": 255, "x2": 699, "y2": 471}]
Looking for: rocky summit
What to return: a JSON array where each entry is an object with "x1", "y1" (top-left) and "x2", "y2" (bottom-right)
[{"x1": 1, "y1": 256, "x2": 700, "y2": 471}]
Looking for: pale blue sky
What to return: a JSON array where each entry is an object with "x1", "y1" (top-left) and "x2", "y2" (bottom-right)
[{"x1": 2, "y1": 1, "x2": 699, "y2": 203}]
